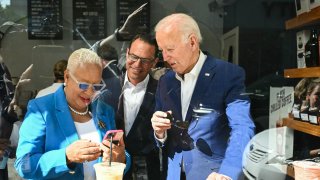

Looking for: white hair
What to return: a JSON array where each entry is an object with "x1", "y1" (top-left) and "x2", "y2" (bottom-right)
[
  {"x1": 155, "y1": 13, "x2": 203, "y2": 43},
  {"x1": 67, "y1": 48, "x2": 102, "y2": 73}
]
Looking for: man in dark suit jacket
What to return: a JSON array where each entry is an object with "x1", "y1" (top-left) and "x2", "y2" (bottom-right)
[
  {"x1": 151, "y1": 13, "x2": 255, "y2": 180},
  {"x1": 96, "y1": 43, "x2": 122, "y2": 111},
  {"x1": 115, "y1": 34, "x2": 162, "y2": 180}
]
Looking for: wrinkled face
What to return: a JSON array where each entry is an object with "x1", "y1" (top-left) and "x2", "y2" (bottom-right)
[
  {"x1": 64, "y1": 63, "x2": 103, "y2": 110},
  {"x1": 126, "y1": 38, "x2": 156, "y2": 85},
  {"x1": 156, "y1": 28, "x2": 197, "y2": 75},
  {"x1": 309, "y1": 85, "x2": 320, "y2": 108}
]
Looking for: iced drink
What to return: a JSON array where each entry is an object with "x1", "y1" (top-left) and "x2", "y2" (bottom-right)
[{"x1": 94, "y1": 162, "x2": 125, "y2": 180}]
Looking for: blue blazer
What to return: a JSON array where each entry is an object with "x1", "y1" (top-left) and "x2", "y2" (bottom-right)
[
  {"x1": 15, "y1": 86, "x2": 130, "y2": 179},
  {"x1": 155, "y1": 55, "x2": 255, "y2": 180}
]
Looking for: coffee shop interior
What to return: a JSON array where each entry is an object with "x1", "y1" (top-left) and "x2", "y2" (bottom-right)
[{"x1": 1, "y1": 0, "x2": 320, "y2": 179}]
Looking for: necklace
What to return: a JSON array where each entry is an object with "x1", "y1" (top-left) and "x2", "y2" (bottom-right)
[{"x1": 68, "y1": 105, "x2": 88, "y2": 116}]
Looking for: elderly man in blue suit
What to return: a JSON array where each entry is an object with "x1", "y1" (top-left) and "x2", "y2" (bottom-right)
[{"x1": 151, "y1": 13, "x2": 255, "y2": 180}]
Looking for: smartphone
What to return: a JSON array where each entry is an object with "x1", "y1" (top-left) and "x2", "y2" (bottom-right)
[{"x1": 103, "y1": 129, "x2": 124, "y2": 144}]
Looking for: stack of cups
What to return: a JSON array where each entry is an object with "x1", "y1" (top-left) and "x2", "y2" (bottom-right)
[{"x1": 292, "y1": 160, "x2": 320, "y2": 179}]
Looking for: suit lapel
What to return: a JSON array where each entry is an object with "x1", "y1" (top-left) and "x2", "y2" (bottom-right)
[
  {"x1": 116, "y1": 75, "x2": 125, "y2": 132},
  {"x1": 54, "y1": 87, "x2": 79, "y2": 145},
  {"x1": 168, "y1": 76, "x2": 183, "y2": 121},
  {"x1": 186, "y1": 57, "x2": 217, "y2": 121}
]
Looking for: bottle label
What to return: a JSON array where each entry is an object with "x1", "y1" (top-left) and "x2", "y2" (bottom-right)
[
  {"x1": 293, "y1": 110, "x2": 300, "y2": 119},
  {"x1": 309, "y1": 115, "x2": 318, "y2": 124},
  {"x1": 300, "y1": 113, "x2": 309, "y2": 121}
]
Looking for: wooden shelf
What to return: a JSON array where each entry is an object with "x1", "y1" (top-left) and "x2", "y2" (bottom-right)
[
  {"x1": 285, "y1": 6, "x2": 320, "y2": 30},
  {"x1": 284, "y1": 67, "x2": 320, "y2": 78},
  {"x1": 283, "y1": 118, "x2": 320, "y2": 137}
]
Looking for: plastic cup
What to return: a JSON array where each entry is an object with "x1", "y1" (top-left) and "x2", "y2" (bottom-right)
[
  {"x1": 94, "y1": 162, "x2": 126, "y2": 180},
  {"x1": 292, "y1": 160, "x2": 320, "y2": 180}
]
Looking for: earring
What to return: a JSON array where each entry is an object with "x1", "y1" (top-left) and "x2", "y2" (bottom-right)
[{"x1": 63, "y1": 82, "x2": 66, "y2": 86}]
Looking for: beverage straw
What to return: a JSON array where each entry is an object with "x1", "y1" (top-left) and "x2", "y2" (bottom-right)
[{"x1": 109, "y1": 135, "x2": 113, "y2": 166}]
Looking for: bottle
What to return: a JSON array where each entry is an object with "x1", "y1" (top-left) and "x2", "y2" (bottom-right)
[{"x1": 305, "y1": 29, "x2": 319, "y2": 67}]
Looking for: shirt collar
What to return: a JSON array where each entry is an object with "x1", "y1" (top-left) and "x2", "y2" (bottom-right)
[
  {"x1": 124, "y1": 72, "x2": 150, "y2": 89},
  {"x1": 175, "y1": 51, "x2": 207, "y2": 81}
]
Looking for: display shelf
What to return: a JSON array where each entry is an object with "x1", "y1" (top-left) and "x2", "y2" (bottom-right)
[
  {"x1": 285, "y1": 6, "x2": 320, "y2": 30},
  {"x1": 282, "y1": 118, "x2": 320, "y2": 137},
  {"x1": 284, "y1": 67, "x2": 320, "y2": 78}
]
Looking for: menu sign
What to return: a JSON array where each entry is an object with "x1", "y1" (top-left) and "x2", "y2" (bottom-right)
[
  {"x1": 27, "y1": 0, "x2": 62, "y2": 40},
  {"x1": 73, "y1": 0, "x2": 106, "y2": 40},
  {"x1": 117, "y1": 0, "x2": 150, "y2": 41}
]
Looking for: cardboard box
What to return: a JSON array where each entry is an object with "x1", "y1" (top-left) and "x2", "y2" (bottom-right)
[
  {"x1": 309, "y1": 0, "x2": 320, "y2": 9},
  {"x1": 295, "y1": 0, "x2": 310, "y2": 15},
  {"x1": 296, "y1": 30, "x2": 310, "y2": 51},
  {"x1": 297, "y1": 50, "x2": 306, "y2": 68}
]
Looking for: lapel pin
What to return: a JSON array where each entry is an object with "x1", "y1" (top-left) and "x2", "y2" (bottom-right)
[
  {"x1": 98, "y1": 120, "x2": 106, "y2": 130},
  {"x1": 205, "y1": 73, "x2": 210, "y2": 76}
]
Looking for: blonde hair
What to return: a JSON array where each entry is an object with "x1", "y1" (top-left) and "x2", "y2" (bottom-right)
[
  {"x1": 67, "y1": 48, "x2": 102, "y2": 73},
  {"x1": 155, "y1": 13, "x2": 202, "y2": 43}
]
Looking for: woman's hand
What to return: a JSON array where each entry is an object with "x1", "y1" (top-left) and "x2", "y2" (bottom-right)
[
  {"x1": 66, "y1": 139, "x2": 101, "y2": 164},
  {"x1": 100, "y1": 137, "x2": 125, "y2": 163}
]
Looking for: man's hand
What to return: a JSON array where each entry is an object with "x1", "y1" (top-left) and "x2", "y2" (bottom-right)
[
  {"x1": 8, "y1": 64, "x2": 33, "y2": 112},
  {"x1": 117, "y1": 3, "x2": 148, "y2": 39},
  {"x1": 101, "y1": 137, "x2": 125, "y2": 163},
  {"x1": 66, "y1": 139, "x2": 101, "y2": 164},
  {"x1": 206, "y1": 172, "x2": 232, "y2": 180},
  {"x1": 151, "y1": 111, "x2": 172, "y2": 139}
]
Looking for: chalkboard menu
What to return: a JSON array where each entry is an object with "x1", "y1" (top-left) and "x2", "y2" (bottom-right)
[
  {"x1": 27, "y1": 0, "x2": 63, "y2": 40},
  {"x1": 73, "y1": 0, "x2": 106, "y2": 40},
  {"x1": 117, "y1": 0, "x2": 150, "y2": 41}
]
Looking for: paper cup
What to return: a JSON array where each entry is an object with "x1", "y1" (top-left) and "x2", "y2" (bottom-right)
[
  {"x1": 292, "y1": 161, "x2": 320, "y2": 180},
  {"x1": 94, "y1": 162, "x2": 126, "y2": 180}
]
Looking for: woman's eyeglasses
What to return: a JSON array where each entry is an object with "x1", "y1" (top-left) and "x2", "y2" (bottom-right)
[
  {"x1": 68, "y1": 73, "x2": 106, "y2": 91},
  {"x1": 127, "y1": 52, "x2": 154, "y2": 65}
]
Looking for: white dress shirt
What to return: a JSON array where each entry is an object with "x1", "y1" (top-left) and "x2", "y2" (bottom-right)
[
  {"x1": 175, "y1": 51, "x2": 206, "y2": 121},
  {"x1": 156, "y1": 51, "x2": 206, "y2": 143},
  {"x1": 123, "y1": 73, "x2": 149, "y2": 135}
]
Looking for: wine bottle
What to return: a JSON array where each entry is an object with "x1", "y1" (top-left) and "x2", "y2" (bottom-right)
[{"x1": 305, "y1": 29, "x2": 319, "y2": 67}]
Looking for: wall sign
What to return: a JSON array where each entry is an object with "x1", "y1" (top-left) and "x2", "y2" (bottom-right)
[
  {"x1": 27, "y1": 0, "x2": 63, "y2": 40},
  {"x1": 117, "y1": 0, "x2": 150, "y2": 41},
  {"x1": 73, "y1": 0, "x2": 106, "y2": 40}
]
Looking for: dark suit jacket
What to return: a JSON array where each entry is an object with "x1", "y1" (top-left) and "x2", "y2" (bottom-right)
[
  {"x1": 155, "y1": 55, "x2": 255, "y2": 180},
  {"x1": 100, "y1": 63, "x2": 122, "y2": 112},
  {"x1": 116, "y1": 74, "x2": 161, "y2": 180}
]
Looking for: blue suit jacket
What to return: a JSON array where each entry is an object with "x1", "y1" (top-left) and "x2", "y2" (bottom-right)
[
  {"x1": 155, "y1": 55, "x2": 255, "y2": 180},
  {"x1": 15, "y1": 86, "x2": 130, "y2": 179}
]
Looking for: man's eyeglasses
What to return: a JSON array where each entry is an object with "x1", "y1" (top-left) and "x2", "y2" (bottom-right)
[
  {"x1": 127, "y1": 52, "x2": 154, "y2": 65},
  {"x1": 68, "y1": 72, "x2": 106, "y2": 91}
]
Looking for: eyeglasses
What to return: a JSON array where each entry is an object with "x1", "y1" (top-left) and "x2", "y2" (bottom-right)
[
  {"x1": 68, "y1": 72, "x2": 106, "y2": 92},
  {"x1": 127, "y1": 52, "x2": 154, "y2": 65}
]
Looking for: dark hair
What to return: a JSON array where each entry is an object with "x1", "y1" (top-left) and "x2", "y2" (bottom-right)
[
  {"x1": 128, "y1": 34, "x2": 159, "y2": 58},
  {"x1": 97, "y1": 43, "x2": 118, "y2": 62},
  {"x1": 53, "y1": 59, "x2": 67, "y2": 82}
]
